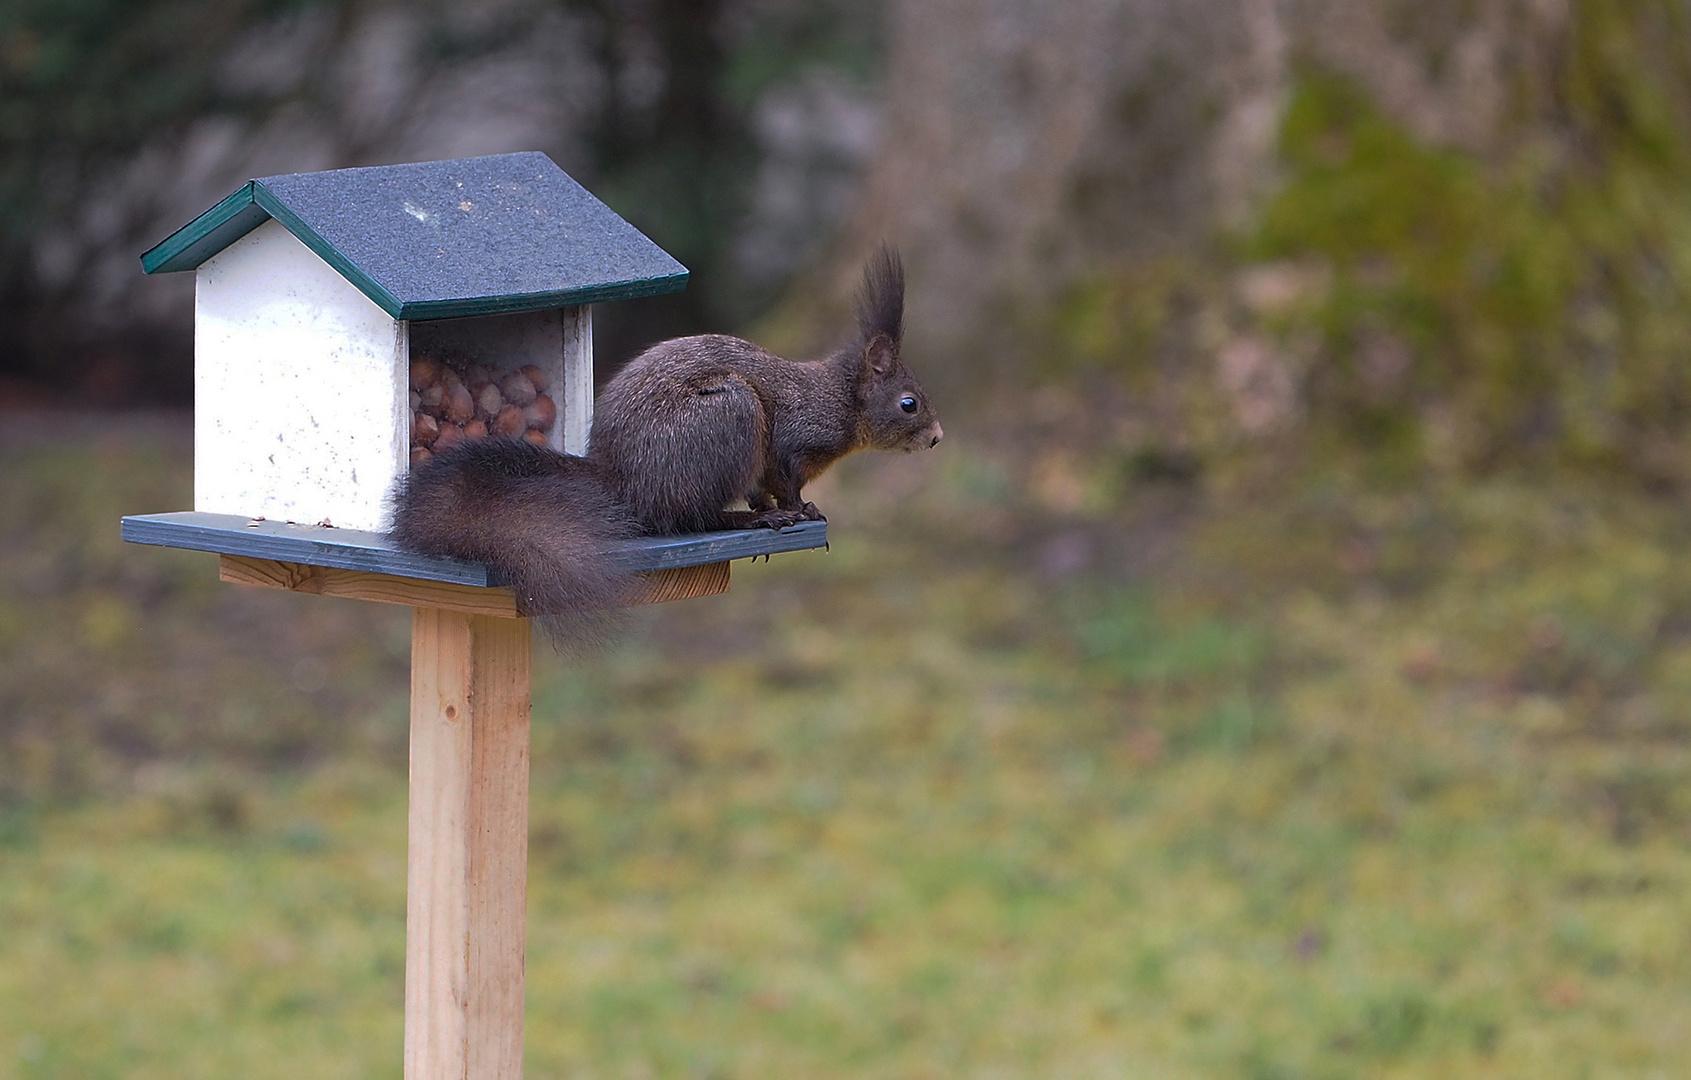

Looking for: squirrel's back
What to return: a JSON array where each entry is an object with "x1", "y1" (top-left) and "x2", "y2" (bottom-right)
[{"x1": 590, "y1": 335, "x2": 800, "y2": 533}]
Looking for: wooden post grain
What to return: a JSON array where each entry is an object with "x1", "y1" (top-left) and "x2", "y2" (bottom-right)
[{"x1": 406, "y1": 608, "x2": 532, "y2": 1080}]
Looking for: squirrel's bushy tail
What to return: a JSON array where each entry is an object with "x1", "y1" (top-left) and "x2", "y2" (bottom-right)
[{"x1": 390, "y1": 438, "x2": 640, "y2": 649}]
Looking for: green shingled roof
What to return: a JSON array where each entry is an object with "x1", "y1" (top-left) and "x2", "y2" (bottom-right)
[{"x1": 141, "y1": 152, "x2": 688, "y2": 320}]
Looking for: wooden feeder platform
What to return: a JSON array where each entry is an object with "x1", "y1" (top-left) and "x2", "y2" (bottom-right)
[{"x1": 122, "y1": 511, "x2": 826, "y2": 615}]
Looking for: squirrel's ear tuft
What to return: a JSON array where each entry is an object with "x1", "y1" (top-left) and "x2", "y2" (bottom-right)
[
  {"x1": 855, "y1": 244, "x2": 904, "y2": 346},
  {"x1": 863, "y1": 333, "x2": 896, "y2": 376}
]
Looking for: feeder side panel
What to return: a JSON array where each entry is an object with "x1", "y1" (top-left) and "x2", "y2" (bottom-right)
[
  {"x1": 562, "y1": 305, "x2": 592, "y2": 455},
  {"x1": 195, "y1": 219, "x2": 408, "y2": 532}
]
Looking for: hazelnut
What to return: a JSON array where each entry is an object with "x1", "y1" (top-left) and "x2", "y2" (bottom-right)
[
  {"x1": 524, "y1": 393, "x2": 556, "y2": 432},
  {"x1": 464, "y1": 419, "x2": 489, "y2": 439},
  {"x1": 412, "y1": 412, "x2": 440, "y2": 447},
  {"x1": 409, "y1": 358, "x2": 442, "y2": 390},
  {"x1": 493, "y1": 403, "x2": 526, "y2": 436},
  {"x1": 474, "y1": 383, "x2": 503, "y2": 421},
  {"x1": 523, "y1": 428, "x2": 549, "y2": 446},
  {"x1": 409, "y1": 389, "x2": 421, "y2": 413},
  {"x1": 520, "y1": 364, "x2": 551, "y2": 394},
  {"x1": 410, "y1": 446, "x2": 434, "y2": 467},
  {"x1": 499, "y1": 370, "x2": 537, "y2": 407},
  {"x1": 419, "y1": 383, "x2": 445, "y2": 414},
  {"x1": 432, "y1": 422, "x2": 465, "y2": 452},
  {"x1": 443, "y1": 383, "x2": 475, "y2": 424}
]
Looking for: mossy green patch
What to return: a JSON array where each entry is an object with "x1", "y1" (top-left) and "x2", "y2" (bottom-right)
[{"x1": 1052, "y1": 2, "x2": 1691, "y2": 485}]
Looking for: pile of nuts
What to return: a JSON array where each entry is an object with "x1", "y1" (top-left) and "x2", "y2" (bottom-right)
[{"x1": 409, "y1": 354, "x2": 557, "y2": 466}]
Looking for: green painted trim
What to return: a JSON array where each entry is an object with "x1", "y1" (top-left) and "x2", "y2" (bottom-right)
[
  {"x1": 251, "y1": 181, "x2": 407, "y2": 318},
  {"x1": 393, "y1": 270, "x2": 691, "y2": 320},
  {"x1": 139, "y1": 183, "x2": 266, "y2": 274}
]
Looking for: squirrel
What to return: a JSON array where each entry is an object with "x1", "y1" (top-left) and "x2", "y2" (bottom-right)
[{"x1": 389, "y1": 246, "x2": 942, "y2": 637}]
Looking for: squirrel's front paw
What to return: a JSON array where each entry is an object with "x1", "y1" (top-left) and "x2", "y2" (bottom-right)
[
  {"x1": 799, "y1": 502, "x2": 825, "y2": 521},
  {"x1": 748, "y1": 508, "x2": 808, "y2": 530}
]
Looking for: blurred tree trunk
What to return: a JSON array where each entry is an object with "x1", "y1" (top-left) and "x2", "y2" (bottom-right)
[{"x1": 807, "y1": 0, "x2": 1559, "y2": 387}]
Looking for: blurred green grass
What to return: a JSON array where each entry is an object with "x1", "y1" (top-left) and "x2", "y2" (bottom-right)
[{"x1": 2, "y1": 413, "x2": 1690, "y2": 1078}]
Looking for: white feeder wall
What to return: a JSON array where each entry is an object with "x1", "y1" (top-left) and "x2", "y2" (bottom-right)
[{"x1": 194, "y1": 219, "x2": 408, "y2": 532}]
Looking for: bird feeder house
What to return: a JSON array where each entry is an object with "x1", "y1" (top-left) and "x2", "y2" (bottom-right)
[{"x1": 121, "y1": 152, "x2": 825, "y2": 1080}]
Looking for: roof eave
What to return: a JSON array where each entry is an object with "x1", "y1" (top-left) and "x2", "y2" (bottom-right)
[
  {"x1": 139, "y1": 183, "x2": 267, "y2": 275},
  {"x1": 393, "y1": 270, "x2": 690, "y2": 321}
]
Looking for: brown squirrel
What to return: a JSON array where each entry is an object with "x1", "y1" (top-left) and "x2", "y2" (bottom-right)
[{"x1": 390, "y1": 247, "x2": 942, "y2": 632}]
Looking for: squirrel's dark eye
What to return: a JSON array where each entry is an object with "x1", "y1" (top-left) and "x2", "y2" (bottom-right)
[{"x1": 900, "y1": 395, "x2": 918, "y2": 414}]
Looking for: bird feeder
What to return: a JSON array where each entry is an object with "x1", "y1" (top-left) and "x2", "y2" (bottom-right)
[{"x1": 121, "y1": 152, "x2": 826, "y2": 1079}]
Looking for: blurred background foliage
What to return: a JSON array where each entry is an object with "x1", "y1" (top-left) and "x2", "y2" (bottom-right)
[
  {"x1": 7, "y1": 0, "x2": 1691, "y2": 1076},
  {"x1": 11, "y1": 0, "x2": 1691, "y2": 489},
  {"x1": 0, "y1": 0, "x2": 884, "y2": 399}
]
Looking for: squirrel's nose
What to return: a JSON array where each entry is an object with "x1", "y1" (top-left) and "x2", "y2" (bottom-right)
[{"x1": 930, "y1": 423, "x2": 943, "y2": 448}]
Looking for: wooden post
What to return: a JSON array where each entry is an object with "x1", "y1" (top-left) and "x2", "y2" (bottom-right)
[{"x1": 406, "y1": 608, "x2": 532, "y2": 1080}]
